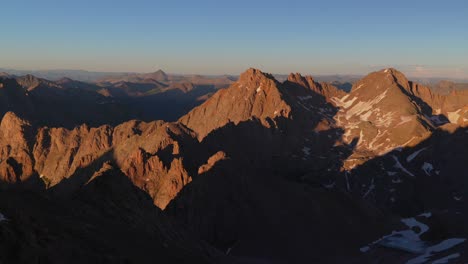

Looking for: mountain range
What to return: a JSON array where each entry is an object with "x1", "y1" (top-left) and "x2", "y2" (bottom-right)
[{"x1": 0, "y1": 68, "x2": 467, "y2": 263}]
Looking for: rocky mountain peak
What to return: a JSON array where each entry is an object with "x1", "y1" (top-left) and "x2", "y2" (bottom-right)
[
  {"x1": 179, "y1": 68, "x2": 291, "y2": 139},
  {"x1": 0, "y1": 111, "x2": 31, "y2": 134},
  {"x1": 286, "y1": 73, "x2": 315, "y2": 88},
  {"x1": 238, "y1": 68, "x2": 276, "y2": 83},
  {"x1": 145, "y1": 69, "x2": 168, "y2": 82}
]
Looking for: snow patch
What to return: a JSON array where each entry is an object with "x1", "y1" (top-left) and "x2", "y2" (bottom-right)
[
  {"x1": 344, "y1": 171, "x2": 351, "y2": 191},
  {"x1": 297, "y1": 95, "x2": 313, "y2": 101},
  {"x1": 256, "y1": 87, "x2": 262, "y2": 93},
  {"x1": 392, "y1": 155, "x2": 414, "y2": 177},
  {"x1": 432, "y1": 253, "x2": 461, "y2": 264},
  {"x1": 406, "y1": 239, "x2": 466, "y2": 264},
  {"x1": 354, "y1": 84, "x2": 365, "y2": 91},
  {"x1": 402, "y1": 136, "x2": 418, "y2": 147},
  {"x1": 421, "y1": 162, "x2": 433, "y2": 176},
  {"x1": 345, "y1": 89, "x2": 389, "y2": 120},
  {"x1": 447, "y1": 109, "x2": 461, "y2": 123},
  {"x1": 360, "y1": 110, "x2": 372, "y2": 121},
  {"x1": 392, "y1": 178, "x2": 403, "y2": 184},
  {"x1": 396, "y1": 115, "x2": 413, "y2": 126},
  {"x1": 302, "y1": 147, "x2": 311, "y2": 156},
  {"x1": 0, "y1": 212, "x2": 7, "y2": 222},
  {"x1": 362, "y1": 178, "x2": 375, "y2": 198},
  {"x1": 360, "y1": 214, "x2": 432, "y2": 254},
  {"x1": 406, "y1": 147, "x2": 428, "y2": 162}
]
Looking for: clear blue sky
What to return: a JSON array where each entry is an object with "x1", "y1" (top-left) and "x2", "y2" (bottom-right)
[{"x1": 1, "y1": 0, "x2": 467, "y2": 78}]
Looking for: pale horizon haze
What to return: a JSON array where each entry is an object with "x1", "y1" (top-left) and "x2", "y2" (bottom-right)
[{"x1": 1, "y1": 0, "x2": 467, "y2": 79}]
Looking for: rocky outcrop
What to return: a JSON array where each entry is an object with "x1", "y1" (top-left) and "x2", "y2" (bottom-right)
[
  {"x1": 0, "y1": 112, "x2": 201, "y2": 209},
  {"x1": 329, "y1": 69, "x2": 434, "y2": 168}
]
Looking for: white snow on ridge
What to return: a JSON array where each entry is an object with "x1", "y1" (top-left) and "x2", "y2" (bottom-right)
[
  {"x1": 331, "y1": 95, "x2": 357, "y2": 109},
  {"x1": 256, "y1": 86, "x2": 262, "y2": 93},
  {"x1": 345, "y1": 89, "x2": 389, "y2": 120},
  {"x1": 406, "y1": 147, "x2": 428, "y2": 162}
]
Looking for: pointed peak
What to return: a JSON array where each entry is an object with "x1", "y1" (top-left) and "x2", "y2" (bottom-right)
[
  {"x1": 287, "y1": 72, "x2": 304, "y2": 82},
  {"x1": 377, "y1": 68, "x2": 408, "y2": 81},
  {"x1": 380, "y1": 67, "x2": 404, "y2": 75},
  {"x1": 1, "y1": 111, "x2": 31, "y2": 130},
  {"x1": 287, "y1": 72, "x2": 315, "y2": 85},
  {"x1": 144, "y1": 69, "x2": 168, "y2": 81},
  {"x1": 153, "y1": 69, "x2": 166, "y2": 75},
  {"x1": 239, "y1": 68, "x2": 277, "y2": 83},
  {"x1": 358, "y1": 68, "x2": 410, "y2": 86}
]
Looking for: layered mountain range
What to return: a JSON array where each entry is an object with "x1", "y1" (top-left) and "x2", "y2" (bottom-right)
[{"x1": 0, "y1": 68, "x2": 467, "y2": 263}]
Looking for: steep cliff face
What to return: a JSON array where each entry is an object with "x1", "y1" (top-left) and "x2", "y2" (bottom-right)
[
  {"x1": 0, "y1": 112, "x2": 36, "y2": 182},
  {"x1": 328, "y1": 69, "x2": 434, "y2": 169},
  {"x1": 179, "y1": 68, "x2": 292, "y2": 140},
  {"x1": 1, "y1": 68, "x2": 468, "y2": 263},
  {"x1": 0, "y1": 112, "x2": 200, "y2": 209},
  {"x1": 407, "y1": 82, "x2": 468, "y2": 126}
]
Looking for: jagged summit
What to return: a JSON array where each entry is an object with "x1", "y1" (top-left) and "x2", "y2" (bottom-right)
[
  {"x1": 350, "y1": 68, "x2": 410, "y2": 93},
  {"x1": 286, "y1": 73, "x2": 315, "y2": 88},
  {"x1": 239, "y1": 68, "x2": 276, "y2": 81},
  {"x1": 179, "y1": 68, "x2": 291, "y2": 139}
]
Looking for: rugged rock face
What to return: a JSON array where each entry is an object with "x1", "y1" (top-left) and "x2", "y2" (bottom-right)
[
  {"x1": 1, "y1": 67, "x2": 468, "y2": 263},
  {"x1": 0, "y1": 113, "x2": 201, "y2": 209},
  {"x1": 329, "y1": 69, "x2": 434, "y2": 168},
  {"x1": 180, "y1": 68, "x2": 292, "y2": 139},
  {"x1": 0, "y1": 112, "x2": 35, "y2": 182},
  {"x1": 407, "y1": 82, "x2": 468, "y2": 126}
]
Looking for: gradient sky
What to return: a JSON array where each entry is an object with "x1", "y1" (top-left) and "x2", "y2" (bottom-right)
[{"x1": 1, "y1": 0, "x2": 467, "y2": 78}]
